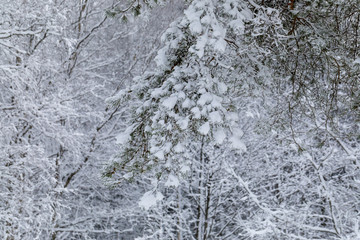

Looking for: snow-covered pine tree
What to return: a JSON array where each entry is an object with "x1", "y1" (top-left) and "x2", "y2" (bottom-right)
[
  {"x1": 106, "y1": 0, "x2": 250, "y2": 183},
  {"x1": 105, "y1": 0, "x2": 257, "y2": 238}
]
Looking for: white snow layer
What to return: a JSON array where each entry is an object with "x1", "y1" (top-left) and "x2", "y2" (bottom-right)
[
  {"x1": 199, "y1": 122, "x2": 210, "y2": 135},
  {"x1": 177, "y1": 117, "x2": 189, "y2": 130},
  {"x1": 209, "y1": 111, "x2": 222, "y2": 123},
  {"x1": 354, "y1": 58, "x2": 360, "y2": 64},
  {"x1": 214, "y1": 128, "x2": 226, "y2": 144},
  {"x1": 230, "y1": 136, "x2": 246, "y2": 152},
  {"x1": 139, "y1": 191, "x2": 164, "y2": 210},
  {"x1": 162, "y1": 96, "x2": 178, "y2": 109},
  {"x1": 230, "y1": 128, "x2": 246, "y2": 151},
  {"x1": 174, "y1": 143, "x2": 185, "y2": 153},
  {"x1": 115, "y1": 125, "x2": 135, "y2": 144},
  {"x1": 165, "y1": 174, "x2": 180, "y2": 187}
]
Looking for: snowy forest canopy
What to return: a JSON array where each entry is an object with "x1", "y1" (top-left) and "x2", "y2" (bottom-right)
[{"x1": 1, "y1": 0, "x2": 360, "y2": 239}]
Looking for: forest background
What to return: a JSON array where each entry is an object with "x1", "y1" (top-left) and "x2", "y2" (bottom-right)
[{"x1": 1, "y1": 0, "x2": 360, "y2": 239}]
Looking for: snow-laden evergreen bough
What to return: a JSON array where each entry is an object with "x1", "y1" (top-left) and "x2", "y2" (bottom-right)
[
  {"x1": 106, "y1": 0, "x2": 248, "y2": 180},
  {"x1": 105, "y1": 0, "x2": 255, "y2": 238}
]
